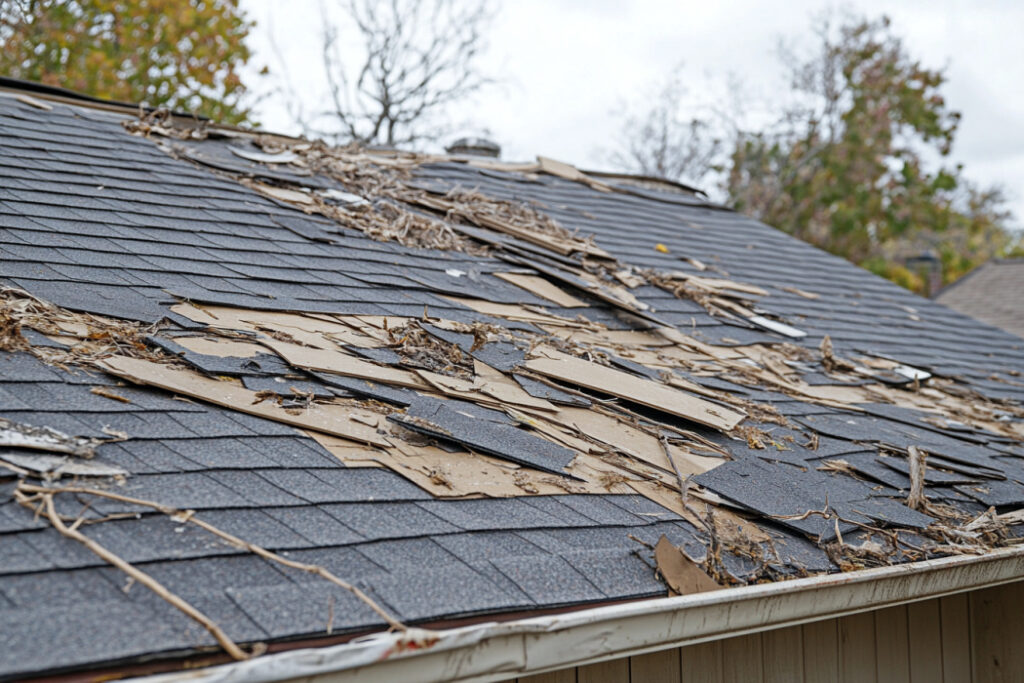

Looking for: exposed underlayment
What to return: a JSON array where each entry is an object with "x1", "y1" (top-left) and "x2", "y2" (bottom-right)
[{"x1": 1, "y1": 90, "x2": 1023, "y2": 679}]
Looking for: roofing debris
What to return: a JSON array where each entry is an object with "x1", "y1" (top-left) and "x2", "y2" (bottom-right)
[
  {"x1": 0, "y1": 415, "x2": 128, "y2": 480},
  {"x1": 98, "y1": 354, "x2": 390, "y2": 447},
  {"x1": 5, "y1": 162, "x2": 1023, "y2": 571},
  {"x1": 0, "y1": 416, "x2": 98, "y2": 457},
  {"x1": 150, "y1": 132, "x2": 807, "y2": 335},
  {"x1": 1, "y1": 91, "x2": 1023, "y2": 677},
  {"x1": 653, "y1": 534, "x2": 721, "y2": 596}
]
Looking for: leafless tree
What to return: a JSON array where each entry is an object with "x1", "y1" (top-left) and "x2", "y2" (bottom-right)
[
  {"x1": 609, "y1": 68, "x2": 725, "y2": 188},
  {"x1": 299, "y1": 0, "x2": 493, "y2": 147}
]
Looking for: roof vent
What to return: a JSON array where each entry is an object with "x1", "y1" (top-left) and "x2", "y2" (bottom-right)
[
  {"x1": 446, "y1": 137, "x2": 500, "y2": 158},
  {"x1": 906, "y1": 251, "x2": 943, "y2": 298}
]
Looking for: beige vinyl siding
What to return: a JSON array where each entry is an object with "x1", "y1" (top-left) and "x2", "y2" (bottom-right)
[{"x1": 514, "y1": 580, "x2": 1024, "y2": 683}]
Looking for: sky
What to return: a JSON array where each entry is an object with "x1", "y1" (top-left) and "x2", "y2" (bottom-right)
[{"x1": 241, "y1": 0, "x2": 1024, "y2": 227}]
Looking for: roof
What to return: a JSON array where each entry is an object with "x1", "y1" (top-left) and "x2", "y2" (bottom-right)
[
  {"x1": 936, "y1": 259, "x2": 1024, "y2": 338},
  {"x1": 0, "y1": 85, "x2": 1023, "y2": 680}
]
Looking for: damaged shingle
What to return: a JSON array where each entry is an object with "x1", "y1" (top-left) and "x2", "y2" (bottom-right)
[{"x1": 389, "y1": 396, "x2": 577, "y2": 476}]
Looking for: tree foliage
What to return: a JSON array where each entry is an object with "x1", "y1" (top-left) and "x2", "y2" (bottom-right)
[
  {"x1": 0, "y1": 0, "x2": 255, "y2": 124},
  {"x1": 729, "y1": 16, "x2": 1012, "y2": 291},
  {"x1": 613, "y1": 14, "x2": 1017, "y2": 295}
]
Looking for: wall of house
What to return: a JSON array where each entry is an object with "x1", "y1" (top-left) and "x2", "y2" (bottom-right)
[{"x1": 512, "y1": 580, "x2": 1024, "y2": 683}]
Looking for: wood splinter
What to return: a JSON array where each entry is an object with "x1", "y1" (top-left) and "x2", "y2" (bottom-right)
[{"x1": 907, "y1": 445, "x2": 928, "y2": 511}]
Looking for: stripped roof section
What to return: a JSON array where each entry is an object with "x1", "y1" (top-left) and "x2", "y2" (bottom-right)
[{"x1": 0, "y1": 89, "x2": 1023, "y2": 679}]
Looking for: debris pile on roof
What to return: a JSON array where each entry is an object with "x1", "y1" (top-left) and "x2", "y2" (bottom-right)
[
  {"x1": 10, "y1": 120, "x2": 1024, "y2": 568},
  {"x1": 152, "y1": 132, "x2": 811, "y2": 334},
  {"x1": 1, "y1": 90, "x2": 1023, "y2": 678}
]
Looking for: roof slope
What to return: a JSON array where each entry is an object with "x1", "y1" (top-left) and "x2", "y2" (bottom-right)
[
  {"x1": 0, "y1": 90, "x2": 1022, "y2": 680},
  {"x1": 936, "y1": 259, "x2": 1024, "y2": 338}
]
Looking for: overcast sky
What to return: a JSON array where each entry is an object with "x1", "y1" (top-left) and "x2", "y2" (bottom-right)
[{"x1": 242, "y1": 0, "x2": 1024, "y2": 226}]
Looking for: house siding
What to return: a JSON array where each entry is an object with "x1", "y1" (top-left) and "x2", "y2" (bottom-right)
[{"x1": 514, "y1": 580, "x2": 1024, "y2": 683}]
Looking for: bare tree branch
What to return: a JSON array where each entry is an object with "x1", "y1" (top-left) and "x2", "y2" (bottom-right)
[
  {"x1": 607, "y1": 66, "x2": 725, "y2": 188},
  {"x1": 308, "y1": 0, "x2": 494, "y2": 147}
]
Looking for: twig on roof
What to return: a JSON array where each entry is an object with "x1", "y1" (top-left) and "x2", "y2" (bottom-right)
[
  {"x1": 16, "y1": 483, "x2": 408, "y2": 633},
  {"x1": 15, "y1": 489, "x2": 254, "y2": 661},
  {"x1": 770, "y1": 497, "x2": 832, "y2": 522},
  {"x1": 626, "y1": 533, "x2": 655, "y2": 550},
  {"x1": 659, "y1": 434, "x2": 690, "y2": 504}
]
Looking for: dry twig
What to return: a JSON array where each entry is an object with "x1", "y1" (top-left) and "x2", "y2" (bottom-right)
[
  {"x1": 18, "y1": 489, "x2": 252, "y2": 660},
  {"x1": 17, "y1": 483, "x2": 408, "y2": 632}
]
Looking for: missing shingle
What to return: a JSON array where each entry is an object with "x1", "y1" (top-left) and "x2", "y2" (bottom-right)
[
  {"x1": 98, "y1": 355, "x2": 390, "y2": 447},
  {"x1": 493, "y1": 272, "x2": 588, "y2": 308}
]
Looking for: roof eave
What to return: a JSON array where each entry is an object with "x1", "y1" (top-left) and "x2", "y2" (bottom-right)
[{"x1": 133, "y1": 545, "x2": 1024, "y2": 683}]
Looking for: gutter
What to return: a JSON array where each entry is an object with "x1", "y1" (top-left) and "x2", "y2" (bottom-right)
[{"x1": 137, "y1": 545, "x2": 1024, "y2": 683}]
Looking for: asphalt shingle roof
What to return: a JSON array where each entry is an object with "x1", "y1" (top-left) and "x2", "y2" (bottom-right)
[
  {"x1": 0, "y1": 89, "x2": 1022, "y2": 680},
  {"x1": 936, "y1": 258, "x2": 1024, "y2": 339}
]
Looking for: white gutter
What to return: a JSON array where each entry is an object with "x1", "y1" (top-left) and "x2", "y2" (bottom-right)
[{"x1": 139, "y1": 546, "x2": 1024, "y2": 683}]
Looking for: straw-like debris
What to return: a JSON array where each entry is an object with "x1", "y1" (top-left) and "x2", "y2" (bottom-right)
[
  {"x1": 389, "y1": 322, "x2": 474, "y2": 379},
  {"x1": 122, "y1": 108, "x2": 208, "y2": 141},
  {"x1": 0, "y1": 288, "x2": 166, "y2": 368}
]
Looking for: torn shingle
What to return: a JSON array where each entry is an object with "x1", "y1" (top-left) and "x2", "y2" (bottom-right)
[{"x1": 389, "y1": 396, "x2": 577, "y2": 476}]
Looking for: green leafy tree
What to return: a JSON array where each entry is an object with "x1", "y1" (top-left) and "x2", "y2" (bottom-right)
[
  {"x1": 613, "y1": 14, "x2": 1016, "y2": 295},
  {"x1": 727, "y1": 16, "x2": 1012, "y2": 292},
  {"x1": 0, "y1": 0, "x2": 255, "y2": 124}
]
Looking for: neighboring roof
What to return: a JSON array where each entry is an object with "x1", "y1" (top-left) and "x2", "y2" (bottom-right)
[
  {"x1": 0, "y1": 86, "x2": 1022, "y2": 680},
  {"x1": 936, "y1": 259, "x2": 1024, "y2": 339}
]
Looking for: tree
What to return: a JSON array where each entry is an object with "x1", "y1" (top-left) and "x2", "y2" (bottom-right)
[
  {"x1": 729, "y1": 15, "x2": 1012, "y2": 290},
  {"x1": 0, "y1": 0, "x2": 255, "y2": 124},
  {"x1": 612, "y1": 14, "x2": 1016, "y2": 294},
  {"x1": 297, "y1": 0, "x2": 493, "y2": 147},
  {"x1": 608, "y1": 68, "x2": 723, "y2": 188}
]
